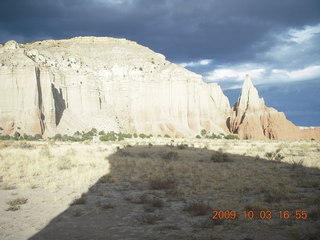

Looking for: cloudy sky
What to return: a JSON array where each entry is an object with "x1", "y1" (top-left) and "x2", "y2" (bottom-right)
[{"x1": 1, "y1": 0, "x2": 320, "y2": 125}]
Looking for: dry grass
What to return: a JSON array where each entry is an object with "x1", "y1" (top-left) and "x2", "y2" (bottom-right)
[
  {"x1": 0, "y1": 138, "x2": 319, "y2": 240},
  {"x1": 0, "y1": 141, "x2": 110, "y2": 192}
]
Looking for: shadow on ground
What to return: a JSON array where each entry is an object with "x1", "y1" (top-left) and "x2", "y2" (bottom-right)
[{"x1": 29, "y1": 144, "x2": 320, "y2": 240}]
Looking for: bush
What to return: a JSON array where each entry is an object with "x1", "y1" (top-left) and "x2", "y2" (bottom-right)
[
  {"x1": 162, "y1": 151, "x2": 178, "y2": 160},
  {"x1": 118, "y1": 135, "x2": 125, "y2": 141},
  {"x1": 177, "y1": 144, "x2": 188, "y2": 150},
  {"x1": 224, "y1": 134, "x2": 239, "y2": 140},
  {"x1": 71, "y1": 194, "x2": 86, "y2": 205},
  {"x1": 98, "y1": 130, "x2": 106, "y2": 135},
  {"x1": 34, "y1": 134, "x2": 42, "y2": 140},
  {"x1": 0, "y1": 135, "x2": 11, "y2": 140},
  {"x1": 149, "y1": 177, "x2": 176, "y2": 190},
  {"x1": 13, "y1": 131, "x2": 20, "y2": 140},
  {"x1": 200, "y1": 129, "x2": 207, "y2": 136},
  {"x1": 139, "y1": 133, "x2": 147, "y2": 138},
  {"x1": 183, "y1": 202, "x2": 211, "y2": 216},
  {"x1": 196, "y1": 135, "x2": 201, "y2": 139},
  {"x1": 7, "y1": 197, "x2": 28, "y2": 206},
  {"x1": 264, "y1": 148, "x2": 284, "y2": 162},
  {"x1": 99, "y1": 132, "x2": 117, "y2": 141},
  {"x1": 21, "y1": 133, "x2": 43, "y2": 141},
  {"x1": 164, "y1": 134, "x2": 170, "y2": 138},
  {"x1": 123, "y1": 133, "x2": 132, "y2": 138},
  {"x1": 211, "y1": 151, "x2": 230, "y2": 162},
  {"x1": 53, "y1": 134, "x2": 62, "y2": 141}
]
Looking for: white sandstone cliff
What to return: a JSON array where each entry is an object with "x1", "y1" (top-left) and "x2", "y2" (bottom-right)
[{"x1": 0, "y1": 37, "x2": 230, "y2": 137}]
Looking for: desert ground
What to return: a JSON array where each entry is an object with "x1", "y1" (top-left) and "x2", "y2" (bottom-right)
[{"x1": 0, "y1": 138, "x2": 319, "y2": 240}]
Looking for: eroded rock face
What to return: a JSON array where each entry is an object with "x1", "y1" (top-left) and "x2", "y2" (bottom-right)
[
  {"x1": 0, "y1": 37, "x2": 230, "y2": 137},
  {"x1": 229, "y1": 75, "x2": 320, "y2": 140},
  {"x1": 1, "y1": 37, "x2": 319, "y2": 140}
]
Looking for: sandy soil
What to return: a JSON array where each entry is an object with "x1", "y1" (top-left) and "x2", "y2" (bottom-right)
[{"x1": 0, "y1": 138, "x2": 319, "y2": 240}]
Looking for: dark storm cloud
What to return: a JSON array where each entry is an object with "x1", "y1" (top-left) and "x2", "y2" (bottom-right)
[{"x1": 0, "y1": 0, "x2": 320, "y2": 64}]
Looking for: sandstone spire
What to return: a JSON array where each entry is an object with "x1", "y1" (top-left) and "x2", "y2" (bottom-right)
[
  {"x1": 229, "y1": 75, "x2": 320, "y2": 140},
  {"x1": 234, "y1": 74, "x2": 264, "y2": 111}
]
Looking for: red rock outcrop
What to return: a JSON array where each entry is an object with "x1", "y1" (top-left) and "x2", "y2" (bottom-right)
[{"x1": 228, "y1": 75, "x2": 320, "y2": 140}]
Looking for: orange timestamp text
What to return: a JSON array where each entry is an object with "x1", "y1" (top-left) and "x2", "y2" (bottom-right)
[{"x1": 212, "y1": 210, "x2": 308, "y2": 220}]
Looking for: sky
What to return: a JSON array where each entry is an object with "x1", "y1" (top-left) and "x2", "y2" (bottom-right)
[{"x1": 1, "y1": 0, "x2": 320, "y2": 125}]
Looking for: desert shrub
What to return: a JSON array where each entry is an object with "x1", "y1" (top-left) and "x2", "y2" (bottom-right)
[
  {"x1": 290, "y1": 160, "x2": 304, "y2": 170},
  {"x1": 98, "y1": 130, "x2": 106, "y2": 135},
  {"x1": 264, "y1": 148, "x2": 284, "y2": 162},
  {"x1": 162, "y1": 151, "x2": 178, "y2": 160},
  {"x1": 183, "y1": 202, "x2": 211, "y2": 216},
  {"x1": 7, "y1": 197, "x2": 28, "y2": 206},
  {"x1": 74, "y1": 131, "x2": 81, "y2": 136},
  {"x1": 72, "y1": 208, "x2": 85, "y2": 217},
  {"x1": 177, "y1": 144, "x2": 188, "y2": 150},
  {"x1": 123, "y1": 133, "x2": 132, "y2": 138},
  {"x1": 81, "y1": 129, "x2": 95, "y2": 139},
  {"x1": 150, "y1": 199, "x2": 164, "y2": 208},
  {"x1": 87, "y1": 128, "x2": 97, "y2": 136},
  {"x1": 200, "y1": 129, "x2": 207, "y2": 136},
  {"x1": 263, "y1": 188, "x2": 290, "y2": 203},
  {"x1": 139, "y1": 133, "x2": 148, "y2": 138},
  {"x1": 211, "y1": 151, "x2": 230, "y2": 162},
  {"x1": 34, "y1": 134, "x2": 42, "y2": 140},
  {"x1": 206, "y1": 133, "x2": 218, "y2": 139},
  {"x1": 137, "y1": 213, "x2": 163, "y2": 224},
  {"x1": 53, "y1": 133, "x2": 62, "y2": 141},
  {"x1": 117, "y1": 135, "x2": 125, "y2": 141},
  {"x1": 164, "y1": 134, "x2": 170, "y2": 138},
  {"x1": 100, "y1": 203, "x2": 115, "y2": 209},
  {"x1": 13, "y1": 133, "x2": 41, "y2": 141},
  {"x1": 196, "y1": 135, "x2": 201, "y2": 139},
  {"x1": 6, "y1": 206, "x2": 21, "y2": 211},
  {"x1": 224, "y1": 134, "x2": 239, "y2": 140},
  {"x1": 12, "y1": 131, "x2": 20, "y2": 140},
  {"x1": 71, "y1": 194, "x2": 86, "y2": 205},
  {"x1": 133, "y1": 133, "x2": 138, "y2": 138},
  {"x1": 99, "y1": 131, "x2": 117, "y2": 141},
  {"x1": 149, "y1": 177, "x2": 176, "y2": 190},
  {"x1": 0, "y1": 135, "x2": 11, "y2": 140}
]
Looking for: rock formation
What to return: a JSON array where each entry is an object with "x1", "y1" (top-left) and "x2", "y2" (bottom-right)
[
  {"x1": 0, "y1": 37, "x2": 319, "y2": 140},
  {"x1": 0, "y1": 37, "x2": 230, "y2": 138},
  {"x1": 228, "y1": 74, "x2": 320, "y2": 140}
]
